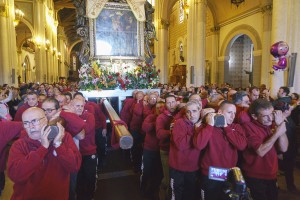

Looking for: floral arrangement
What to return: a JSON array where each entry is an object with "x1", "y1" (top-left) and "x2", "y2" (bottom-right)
[{"x1": 78, "y1": 60, "x2": 160, "y2": 91}]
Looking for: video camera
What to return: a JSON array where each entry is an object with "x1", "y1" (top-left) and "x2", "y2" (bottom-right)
[{"x1": 208, "y1": 166, "x2": 252, "y2": 200}]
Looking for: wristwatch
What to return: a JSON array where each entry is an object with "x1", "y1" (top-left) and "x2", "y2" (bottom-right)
[{"x1": 53, "y1": 141, "x2": 62, "y2": 148}]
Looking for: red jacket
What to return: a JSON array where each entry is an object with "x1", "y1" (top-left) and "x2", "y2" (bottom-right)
[
  {"x1": 169, "y1": 117, "x2": 201, "y2": 172},
  {"x1": 194, "y1": 123, "x2": 247, "y2": 175},
  {"x1": 143, "y1": 104, "x2": 156, "y2": 119},
  {"x1": 0, "y1": 121, "x2": 23, "y2": 172},
  {"x1": 241, "y1": 120, "x2": 278, "y2": 179},
  {"x1": 86, "y1": 101, "x2": 107, "y2": 129},
  {"x1": 14, "y1": 102, "x2": 42, "y2": 121},
  {"x1": 79, "y1": 111, "x2": 97, "y2": 156},
  {"x1": 142, "y1": 113, "x2": 159, "y2": 151},
  {"x1": 156, "y1": 109, "x2": 176, "y2": 152},
  {"x1": 60, "y1": 111, "x2": 85, "y2": 137},
  {"x1": 129, "y1": 101, "x2": 144, "y2": 132},
  {"x1": 7, "y1": 131, "x2": 81, "y2": 200},
  {"x1": 120, "y1": 98, "x2": 135, "y2": 126}
]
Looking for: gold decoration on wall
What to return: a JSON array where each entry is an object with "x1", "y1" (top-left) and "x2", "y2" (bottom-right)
[{"x1": 0, "y1": 4, "x2": 8, "y2": 17}]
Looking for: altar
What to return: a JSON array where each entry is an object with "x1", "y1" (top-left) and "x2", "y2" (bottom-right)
[{"x1": 81, "y1": 89, "x2": 160, "y2": 114}]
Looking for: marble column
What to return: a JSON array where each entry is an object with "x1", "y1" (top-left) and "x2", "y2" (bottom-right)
[
  {"x1": 0, "y1": 1, "x2": 18, "y2": 85},
  {"x1": 260, "y1": 1, "x2": 272, "y2": 88},
  {"x1": 210, "y1": 26, "x2": 220, "y2": 84},
  {"x1": 155, "y1": 18, "x2": 169, "y2": 84},
  {"x1": 34, "y1": 0, "x2": 46, "y2": 83},
  {"x1": 187, "y1": 0, "x2": 206, "y2": 87},
  {"x1": 287, "y1": 0, "x2": 300, "y2": 93},
  {"x1": 57, "y1": 26, "x2": 67, "y2": 78},
  {"x1": 270, "y1": 0, "x2": 288, "y2": 97}
]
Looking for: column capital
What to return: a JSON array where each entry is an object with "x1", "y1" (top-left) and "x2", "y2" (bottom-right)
[
  {"x1": 261, "y1": 4, "x2": 272, "y2": 13},
  {"x1": 159, "y1": 18, "x2": 170, "y2": 29},
  {"x1": 0, "y1": 4, "x2": 8, "y2": 17},
  {"x1": 210, "y1": 26, "x2": 220, "y2": 33}
]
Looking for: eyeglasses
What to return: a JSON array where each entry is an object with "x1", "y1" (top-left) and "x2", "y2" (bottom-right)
[
  {"x1": 42, "y1": 108, "x2": 57, "y2": 113},
  {"x1": 23, "y1": 117, "x2": 45, "y2": 128}
]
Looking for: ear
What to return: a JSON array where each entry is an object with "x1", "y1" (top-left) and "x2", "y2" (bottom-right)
[{"x1": 251, "y1": 114, "x2": 258, "y2": 120}]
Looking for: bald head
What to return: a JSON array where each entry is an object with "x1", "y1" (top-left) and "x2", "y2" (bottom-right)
[
  {"x1": 71, "y1": 97, "x2": 85, "y2": 116},
  {"x1": 22, "y1": 107, "x2": 47, "y2": 140}
]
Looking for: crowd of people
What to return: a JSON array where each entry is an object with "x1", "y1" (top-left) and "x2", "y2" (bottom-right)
[{"x1": 0, "y1": 81, "x2": 299, "y2": 200}]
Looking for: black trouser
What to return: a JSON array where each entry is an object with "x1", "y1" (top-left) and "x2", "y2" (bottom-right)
[
  {"x1": 0, "y1": 171, "x2": 5, "y2": 196},
  {"x1": 130, "y1": 130, "x2": 144, "y2": 172},
  {"x1": 140, "y1": 150, "x2": 163, "y2": 199},
  {"x1": 170, "y1": 168, "x2": 199, "y2": 200},
  {"x1": 245, "y1": 177, "x2": 278, "y2": 200},
  {"x1": 69, "y1": 172, "x2": 77, "y2": 200},
  {"x1": 95, "y1": 128, "x2": 107, "y2": 170},
  {"x1": 200, "y1": 175, "x2": 228, "y2": 200},
  {"x1": 279, "y1": 156, "x2": 296, "y2": 189},
  {"x1": 76, "y1": 154, "x2": 98, "y2": 200}
]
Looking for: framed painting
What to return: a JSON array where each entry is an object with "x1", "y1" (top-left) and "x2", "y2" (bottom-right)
[{"x1": 89, "y1": 3, "x2": 144, "y2": 60}]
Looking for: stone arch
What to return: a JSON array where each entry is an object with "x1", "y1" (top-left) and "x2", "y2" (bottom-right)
[{"x1": 220, "y1": 24, "x2": 262, "y2": 57}]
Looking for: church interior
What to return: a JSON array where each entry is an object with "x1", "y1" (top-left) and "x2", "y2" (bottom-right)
[{"x1": 1, "y1": 0, "x2": 300, "y2": 199}]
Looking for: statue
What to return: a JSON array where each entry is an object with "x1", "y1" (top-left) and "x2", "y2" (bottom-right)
[
  {"x1": 144, "y1": 1, "x2": 157, "y2": 65},
  {"x1": 74, "y1": 0, "x2": 90, "y2": 64}
]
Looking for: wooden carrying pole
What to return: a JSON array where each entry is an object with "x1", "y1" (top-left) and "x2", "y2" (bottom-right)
[{"x1": 103, "y1": 99, "x2": 133, "y2": 149}]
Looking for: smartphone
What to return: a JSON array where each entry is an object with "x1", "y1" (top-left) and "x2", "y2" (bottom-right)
[
  {"x1": 214, "y1": 114, "x2": 225, "y2": 127},
  {"x1": 45, "y1": 125, "x2": 59, "y2": 141}
]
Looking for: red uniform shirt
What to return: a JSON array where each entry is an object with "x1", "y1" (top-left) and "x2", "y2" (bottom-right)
[
  {"x1": 79, "y1": 111, "x2": 97, "y2": 156},
  {"x1": 0, "y1": 121, "x2": 23, "y2": 172},
  {"x1": 120, "y1": 98, "x2": 135, "y2": 126},
  {"x1": 242, "y1": 120, "x2": 279, "y2": 179},
  {"x1": 129, "y1": 101, "x2": 144, "y2": 132},
  {"x1": 7, "y1": 131, "x2": 81, "y2": 200},
  {"x1": 142, "y1": 113, "x2": 160, "y2": 151},
  {"x1": 169, "y1": 117, "x2": 201, "y2": 172},
  {"x1": 60, "y1": 111, "x2": 85, "y2": 137},
  {"x1": 14, "y1": 102, "x2": 42, "y2": 121},
  {"x1": 194, "y1": 124, "x2": 247, "y2": 175},
  {"x1": 156, "y1": 109, "x2": 176, "y2": 152}
]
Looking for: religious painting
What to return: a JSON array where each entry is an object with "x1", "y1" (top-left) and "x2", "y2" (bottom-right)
[{"x1": 90, "y1": 3, "x2": 144, "y2": 60}]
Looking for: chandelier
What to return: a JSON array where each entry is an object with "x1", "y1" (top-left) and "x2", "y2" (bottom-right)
[{"x1": 231, "y1": 0, "x2": 245, "y2": 8}]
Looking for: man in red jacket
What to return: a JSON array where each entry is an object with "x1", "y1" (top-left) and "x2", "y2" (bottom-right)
[
  {"x1": 241, "y1": 99, "x2": 288, "y2": 200},
  {"x1": 194, "y1": 100, "x2": 247, "y2": 200},
  {"x1": 42, "y1": 97, "x2": 85, "y2": 200},
  {"x1": 14, "y1": 91, "x2": 42, "y2": 121},
  {"x1": 7, "y1": 107, "x2": 81, "y2": 200},
  {"x1": 140, "y1": 101, "x2": 164, "y2": 199},
  {"x1": 169, "y1": 100, "x2": 202, "y2": 200},
  {"x1": 72, "y1": 98, "x2": 98, "y2": 200},
  {"x1": 156, "y1": 94, "x2": 178, "y2": 200}
]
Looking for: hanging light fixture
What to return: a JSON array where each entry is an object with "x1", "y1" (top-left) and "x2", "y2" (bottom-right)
[
  {"x1": 14, "y1": 9, "x2": 24, "y2": 26},
  {"x1": 231, "y1": 0, "x2": 245, "y2": 8}
]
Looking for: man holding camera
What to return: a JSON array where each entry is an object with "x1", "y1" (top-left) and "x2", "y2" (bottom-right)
[
  {"x1": 193, "y1": 100, "x2": 247, "y2": 200},
  {"x1": 7, "y1": 107, "x2": 81, "y2": 200},
  {"x1": 241, "y1": 99, "x2": 288, "y2": 200}
]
